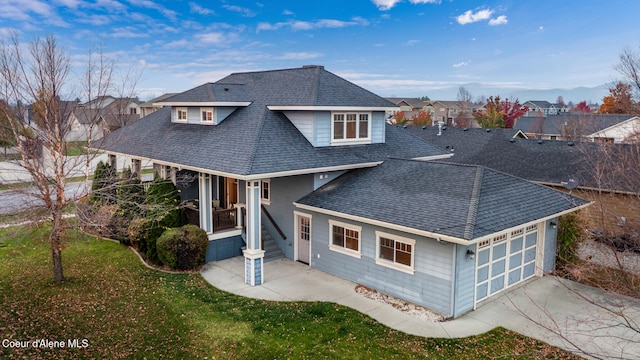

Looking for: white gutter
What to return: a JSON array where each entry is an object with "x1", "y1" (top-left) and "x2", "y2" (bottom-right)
[
  {"x1": 294, "y1": 200, "x2": 594, "y2": 246},
  {"x1": 293, "y1": 202, "x2": 471, "y2": 245},
  {"x1": 267, "y1": 105, "x2": 398, "y2": 112},
  {"x1": 153, "y1": 101, "x2": 251, "y2": 107}
]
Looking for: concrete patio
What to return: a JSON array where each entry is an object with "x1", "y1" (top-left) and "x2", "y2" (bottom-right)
[{"x1": 201, "y1": 257, "x2": 640, "y2": 359}]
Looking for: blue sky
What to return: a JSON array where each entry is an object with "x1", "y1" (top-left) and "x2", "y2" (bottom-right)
[{"x1": 1, "y1": 0, "x2": 638, "y2": 102}]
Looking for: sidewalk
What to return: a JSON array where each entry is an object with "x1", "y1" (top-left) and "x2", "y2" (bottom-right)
[{"x1": 201, "y1": 257, "x2": 640, "y2": 359}]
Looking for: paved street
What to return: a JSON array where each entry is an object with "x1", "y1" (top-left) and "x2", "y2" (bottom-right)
[{"x1": 0, "y1": 181, "x2": 90, "y2": 215}]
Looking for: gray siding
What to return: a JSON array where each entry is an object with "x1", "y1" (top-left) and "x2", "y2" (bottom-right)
[
  {"x1": 283, "y1": 110, "x2": 387, "y2": 147},
  {"x1": 371, "y1": 111, "x2": 385, "y2": 144},
  {"x1": 216, "y1": 107, "x2": 238, "y2": 124},
  {"x1": 453, "y1": 244, "x2": 477, "y2": 317},
  {"x1": 313, "y1": 170, "x2": 347, "y2": 190},
  {"x1": 262, "y1": 174, "x2": 315, "y2": 259},
  {"x1": 315, "y1": 112, "x2": 331, "y2": 147},
  {"x1": 285, "y1": 111, "x2": 316, "y2": 146},
  {"x1": 543, "y1": 218, "x2": 558, "y2": 272},
  {"x1": 308, "y1": 212, "x2": 455, "y2": 316},
  {"x1": 206, "y1": 235, "x2": 244, "y2": 262}
]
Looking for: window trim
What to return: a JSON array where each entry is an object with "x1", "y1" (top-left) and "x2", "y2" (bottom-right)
[
  {"x1": 330, "y1": 111, "x2": 371, "y2": 145},
  {"x1": 328, "y1": 219, "x2": 361, "y2": 258},
  {"x1": 375, "y1": 231, "x2": 415, "y2": 274},
  {"x1": 200, "y1": 107, "x2": 214, "y2": 123},
  {"x1": 176, "y1": 107, "x2": 188, "y2": 122},
  {"x1": 261, "y1": 179, "x2": 271, "y2": 205}
]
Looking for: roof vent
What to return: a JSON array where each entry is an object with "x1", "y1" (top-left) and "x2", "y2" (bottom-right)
[
  {"x1": 403, "y1": 125, "x2": 407, "y2": 129},
  {"x1": 422, "y1": 126, "x2": 426, "y2": 129},
  {"x1": 463, "y1": 128, "x2": 468, "y2": 131},
  {"x1": 486, "y1": 129, "x2": 491, "y2": 132},
  {"x1": 302, "y1": 65, "x2": 324, "y2": 70},
  {"x1": 538, "y1": 140, "x2": 543, "y2": 144},
  {"x1": 567, "y1": 141, "x2": 574, "y2": 146},
  {"x1": 509, "y1": 138, "x2": 516, "y2": 143},
  {"x1": 224, "y1": 87, "x2": 229, "y2": 91}
]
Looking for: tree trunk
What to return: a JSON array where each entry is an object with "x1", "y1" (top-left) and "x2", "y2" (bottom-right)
[
  {"x1": 50, "y1": 196, "x2": 65, "y2": 283},
  {"x1": 51, "y1": 235, "x2": 64, "y2": 283}
]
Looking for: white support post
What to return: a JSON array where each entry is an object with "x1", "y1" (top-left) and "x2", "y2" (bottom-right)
[{"x1": 243, "y1": 180, "x2": 265, "y2": 286}]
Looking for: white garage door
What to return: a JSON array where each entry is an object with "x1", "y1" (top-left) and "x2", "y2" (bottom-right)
[{"x1": 475, "y1": 224, "x2": 539, "y2": 304}]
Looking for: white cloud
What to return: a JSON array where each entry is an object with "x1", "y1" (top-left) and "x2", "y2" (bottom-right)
[
  {"x1": 452, "y1": 61, "x2": 469, "y2": 68},
  {"x1": 282, "y1": 9, "x2": 294, "y2": 15},
  {"x1": 489, "y1": 15, "x2": 508, "y2": 26},
  {"x1": 279, "y1": 52, "x2": 322, "y2": 60},
  {"x1": 195, "y1": 32, "x2": 225, "y2": 44},
  {"x1": 371, "y1": 0, "x2": 402, "y2": 10},
  {"x1": 371, "y1": 0, "x2": 439, "y2": 10},
  {"x1": 223, "y1": 5, "x2": 256, "y2": 17},
  {"x1": 258, "y1": 17, "x2": 368, "y2": 32},
  {"x1": 456, "y1": 9, "x2": 494, "y2": 25},
  {"x1": 405, "y1": 39, "x2": 420, "y2": 46},
  {"x1": 111, "y1": 26, "x2": 148, "y2": 38},
  {"x1": 538, "y1": 25, "x2": 544, "y2": 32},
  {"x1": 189, "y1": 2, "x2": 214, "y2": 15}
]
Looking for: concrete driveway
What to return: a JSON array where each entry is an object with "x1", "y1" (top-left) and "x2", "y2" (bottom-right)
[{"x1": 201, "y1": 257, "x2": 640, "y2": 359}]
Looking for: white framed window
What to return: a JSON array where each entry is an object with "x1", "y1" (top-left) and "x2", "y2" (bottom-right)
[
  {"x1": 201, "y1": 108, "x2": 213, "y2": 123},
  {"x1": 331, "y1": 112, "x2": 370, "y2": 143},
  {"x1": 375, "y1": 231, "x2": 415, "y2": 274},
  {"x1": 261, "y1": 179, "x2": 270, "y2": 205},
  {"x1": 176, "y1": 108, "x2": 188, "y2": 122},
  {"x1": 328, "y1": 220, "x2": 361, "y2": 258}
]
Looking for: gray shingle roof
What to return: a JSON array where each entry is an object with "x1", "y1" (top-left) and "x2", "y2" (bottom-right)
[
  {"x1": 296, "y1": 159, "x2": 588, "y2": 241},
  {"x1": 401, "y1": 125, "x2": 637, "y2": 193},
  {"x1": 99, "y1": 66, "x2": 444, "y2": 176}
]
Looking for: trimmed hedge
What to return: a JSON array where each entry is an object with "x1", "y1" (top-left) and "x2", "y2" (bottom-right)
[
  {"x1": 144, "y1": 177, "x2": 184, "y2": 265},
  {"x1": 156, "y1": 225, "x2": 208, "y2": 270}
]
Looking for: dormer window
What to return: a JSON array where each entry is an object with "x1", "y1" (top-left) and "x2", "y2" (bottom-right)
[
  {"x1": 332, "y1": 112, "x2": 370, "y2": 144},
  {"x1": 201, "y1": 108, "x2": 213, "y2": 123},
  {"x1": 176, "y1": 108, "x2": 188, "y2": 122}
]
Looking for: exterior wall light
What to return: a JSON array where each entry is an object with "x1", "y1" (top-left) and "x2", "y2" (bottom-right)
[
  {"x1": 466, "y1": 249, "x2": 475, "y2": 260},
  {"x1": 550, "y1": 221, "x2": 557, "y2": 229}
]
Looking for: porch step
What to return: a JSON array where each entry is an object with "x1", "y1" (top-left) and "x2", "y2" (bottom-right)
[{"x1": 262, "y1": 227, "x2": 284, "y2": 262}]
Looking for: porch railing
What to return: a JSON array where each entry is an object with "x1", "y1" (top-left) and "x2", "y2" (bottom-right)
[{"x1": 213, "y1": 208, "x2": 236, "y2": 231}]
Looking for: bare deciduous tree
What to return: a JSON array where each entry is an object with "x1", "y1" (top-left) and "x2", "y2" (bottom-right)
[{"x1": 0, "y1": 34, "x2": 136, "y2": 283}]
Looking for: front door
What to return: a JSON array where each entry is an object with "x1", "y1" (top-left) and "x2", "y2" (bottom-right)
[{"x1": 296, "y1": 213, "x2": 311, "y2": 264}]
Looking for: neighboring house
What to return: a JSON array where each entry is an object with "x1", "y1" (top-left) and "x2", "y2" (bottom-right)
[
  {"x1": 385, "y1": 98, "x2": 427, "y2": 111},
  {"x1": 523, "y1": 101, "x2": 562, "y2": 117},
  {"x1": 586, "y1": 116, "x2": 640, "y2": 143},
  {"x1": 424, "y1": 100, "x2": 482, "y2": 127},
  {"x1": 514, "y1": 113, "x2": 639, "y2": 142},
  {"x1": 139, "y1": 93, "x2": 177, "y2": 117},
  {"x1": 98, "y1": 66, "x2": 588, "y2": 318}
]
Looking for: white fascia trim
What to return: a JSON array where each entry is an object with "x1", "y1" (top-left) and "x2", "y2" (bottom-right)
[
  {"x1": 243, "y1": 161, "x2": 383, "y2": 180},
  {"x1": 154, "y1": 101, "x2": 251, "y2": 107},
  {"x1": 293, "y1": 202, "x2": 470, "y2": 245},
  {"x1": 96, "y1": 149, "x2": 246, "y2": 180},
  {"x1": 267, "y1": 105, "x2": 398, "y2": 112},
  {"x1": 411, "y1": 153, "x2": 454, "y2": 161},
  {"x1": 468, "y1": 201, "x2": 594, "y2": 245}
]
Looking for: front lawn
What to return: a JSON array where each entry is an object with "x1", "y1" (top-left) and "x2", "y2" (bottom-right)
[{"x1": 0, "y1": 225, "x2": 579, "y2": 359}]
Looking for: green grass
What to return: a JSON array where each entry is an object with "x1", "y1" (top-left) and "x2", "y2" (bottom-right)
[{"x1": 0, "y1": 226, "x2": 580, "y2": 359}]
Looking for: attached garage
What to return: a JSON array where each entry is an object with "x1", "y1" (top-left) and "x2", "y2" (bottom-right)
[
  {"x1": 475, "y1": 224, "x2": 540, "y2": 304},
  {"x1": 294, "y1": 159, "x2": 591, "y2": 318}
]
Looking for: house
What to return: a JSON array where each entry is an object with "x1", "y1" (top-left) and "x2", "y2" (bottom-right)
[
  {"x1": 523, "y1": 101, "x2": 562, "y2": 117},
  {"x1": 514, "y1": 113, "x2": 639, "y2": 142},
  {"x1": 98, "y1": 65, "x2": 588, "y2": 318},
  {"x1": 139, "y1": 93, "x2": 177, "y2": 117},
  {"x1": 424, "y1": 100, "x2": 482, "y2": 127},
  {"x1": 385, "y1": 98, "x2": 427, "y2": 111}
]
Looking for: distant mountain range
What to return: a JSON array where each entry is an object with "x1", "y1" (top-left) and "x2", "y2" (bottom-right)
[{"x1": 418, "y1": 83, "x2": 609, "y2": 105}]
